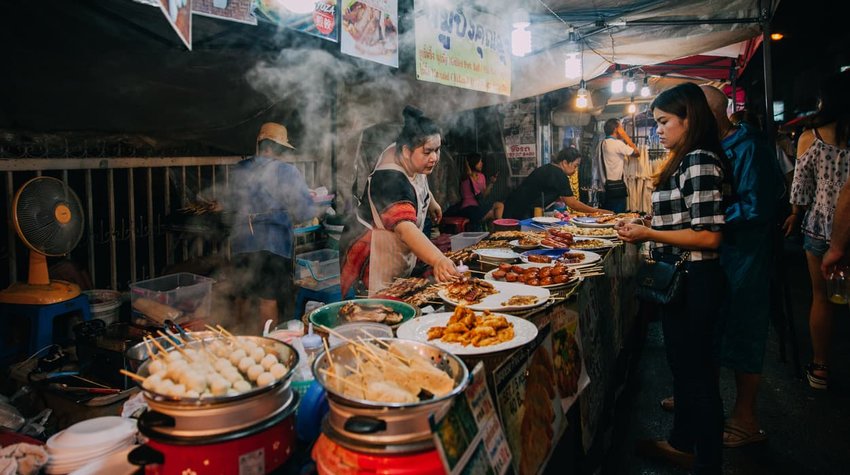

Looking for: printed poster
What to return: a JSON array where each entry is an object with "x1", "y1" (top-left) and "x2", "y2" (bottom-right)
[
  {"x1": 493, "y1": 323, "x2": 565, "y2": 475},
  {"x1": 159, "y1": 0, "x2": 193, "y2": 50},
  {"x1": 256, "y1": 0, "x2": 339, "y2": 42},
  {"x1": 193, "y1": 0, "x2": 257, "y2": 25},
  {"x1": 501, "y1": 99, "x2": 537, "y2": 177},
  {"x1": 340, "y1": 0, "x2": 398, "y2": 67},
  {"x1": 414, "y1": 1, "x2": 510, "y2": 95},
  {"x1": 549, "y1": 305, "x2": 590, "y2": 413},
  {"x1": 432, "y1": 362, "x2": 512, "y2": 475}
]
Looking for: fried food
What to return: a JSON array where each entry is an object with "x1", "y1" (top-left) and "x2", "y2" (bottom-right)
[
  {"x1": 443, "y1": 277, "x2": 497, "y2": 305},
  {"x1": 426, "y1": 306, "x2": 515, "y2": 347},
  {"x1": 501, "y1": 295, "x2": 538, "y2": 306}
]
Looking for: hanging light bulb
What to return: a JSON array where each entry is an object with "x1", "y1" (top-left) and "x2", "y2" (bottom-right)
[
  {"x1": 611, "y1": 65, "x2": 624, "y2": 94},
  {"x1": 640, "y1": 77, "x2": 651, "y2": 97},
  {"x1": 576, "y1": 80, "x2": 589, "y2": 109},
  {"x1": 512, "y1": 10, "x2": 532, "y2": 57},
  {"x1": 625, "y1": 73, "x2": 636, "y2": 94},
  {"x1": 627, "y1": 97, "x2": 637, "y2": 114},
  {"x1": 280, "y1": 0, "x2": 314, "y2": 14},
  {"x1": 564, "y1": 53, "x2": 582, "y2": 79}
]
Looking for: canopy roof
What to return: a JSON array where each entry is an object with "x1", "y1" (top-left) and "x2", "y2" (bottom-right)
[{"x1": 0, "y1": 0, "x2": 775, "y2": 153}]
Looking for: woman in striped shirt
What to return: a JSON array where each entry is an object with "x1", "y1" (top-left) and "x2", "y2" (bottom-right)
[{"x1": 617, "y1": 82, "x2": 731, "y2": 475}]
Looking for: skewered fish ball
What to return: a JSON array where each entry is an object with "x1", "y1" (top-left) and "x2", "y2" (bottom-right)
[
  {"x1": 256, "y1": 372, "x2": 275, "y2": 387},
  {"x1": 269, "y1": 363, "x2": 288, "y2": 380},
  {"x1": 214, "y1": 358, "x2": 233, "y2": 373},
  {"x1": 185, "y1": 389, "x2": 201, "y2": 398},
  {"x1": 148, "y1": 359, "x2": 165, "y2": 375},
  {"x1": 229, "y1": 349, "x2": 247, "y2": 365},
  {"x1": 250, "y1": 347, "x2": 266, "y2": 363},
  {"x1": 238, "y1": 356, "x2": 255, "y2": 373},
  {"x1": 233, "y1": 380, "x2": 252, "y2": 393},
  {"x1": 222, "y1": 368, "x2": 244, "y2": 384},
  {"x1": 247, "y1": 364, "x2": 264, "y2": 382},
  {"x1": 261, "y1": 353, "x2": 278, "y2": 370},
  {"x1": 209, "y1": 377, "x2": 231, "y2": 396}
]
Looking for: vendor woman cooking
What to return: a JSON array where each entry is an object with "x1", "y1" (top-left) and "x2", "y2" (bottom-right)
[{"x1": 340, "y1": 106, "x2": 461, "y2": 297}]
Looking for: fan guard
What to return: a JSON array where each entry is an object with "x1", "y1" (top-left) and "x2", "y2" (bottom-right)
[{"x1": 14, "y1": 176, "x2": 85, "y2": 255}]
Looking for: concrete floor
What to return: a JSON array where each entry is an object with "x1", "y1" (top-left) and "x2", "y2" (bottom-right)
[{"x1": 610, "y1": 238, "x2": 850, "y2": 474}]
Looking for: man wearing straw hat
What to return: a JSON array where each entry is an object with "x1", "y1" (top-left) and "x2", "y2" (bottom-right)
[{"x1": 223, "y1": 122, "x2": 316, "y2": 331}]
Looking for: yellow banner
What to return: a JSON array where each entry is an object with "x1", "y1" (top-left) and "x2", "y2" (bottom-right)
[{"x1": 414, "y1": 1, "x2": 510, "y2": 96}]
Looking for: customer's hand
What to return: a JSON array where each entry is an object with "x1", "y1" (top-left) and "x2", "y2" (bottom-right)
[
  {"x1": 821, "y1": 246, "x2": 846, "y2": 279},
  {"x1": 429, "y1": 203, "x2": 443, "y2": 224},
  {"x1": 433, "y1": 257, "x2": 461, "y2": 283},
  {"x1": 781, "y1": 213, "x2": 800, "y2": 237},
  {"x1": 616, "y1": 222, "x2": 650, "y2": 244}
]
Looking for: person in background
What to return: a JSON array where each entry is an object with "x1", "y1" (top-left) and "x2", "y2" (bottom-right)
[
  {"x1": 601, "y1": 118, "x2": 640, "y2": 213},
  {"x1": 784, "y1": 70, "x2": 850, "y2": 390},
  {"x1": 456, "y1": 153, "x2": 504, "y2": 229},
  {"x1": 617, "y1": 83, "x2": 731, "y2": 474},
  {"x1": 223, "y1": 122, "x2": 316, "y2": 332},
  {"x1": 340, "y1": 106, "x2": 460, "y2": 298},
  {"x1": 502, "y1": 147, "x2": 609, "y2": 220},
  {"x1": 702, "y1": 85, "x2": 784, "y2": 448}
]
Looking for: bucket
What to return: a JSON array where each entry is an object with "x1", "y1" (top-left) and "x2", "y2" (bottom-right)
[
  {"x1": 83, "y1": 289, "x2": 123, "y2": 325},
  {"x1": 492, "y1": 218, "x2": 520, "y2": 232}
]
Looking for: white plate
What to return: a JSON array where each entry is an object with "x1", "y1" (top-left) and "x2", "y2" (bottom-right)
[
  {"x1": 568, "y1": 237, "x2": 616, "y2": 251},
  {"x1": 47, "y1": 417, "x2": 136, "y2": 450},
  {"x1": 571, "y1": 217, "x2": 616, "y2": 228},
  {"x1": 483, "y1": 263, "x2": 581, "y2": 289},
  {"x1": 473, "y1": 248, "x2": 519, "y2": 261},
  {"x1": 438, "y1": 280, "x2": 550, "y2": 311},
  {"x1": 532, "y1": 216, "x2": 563, "y2": 224},
  {"x1": 508, "y1": 239, "x2": 540, "y2": 250},
  {"x1": 68, "y1": 445, "x2": 138, "y2": 475},
  {"x1": 396, "y1": 312, "x2": 539, "y2": 355},
  {"x1": 519, "y1": 249, "x2": 601, "y2": 268}
]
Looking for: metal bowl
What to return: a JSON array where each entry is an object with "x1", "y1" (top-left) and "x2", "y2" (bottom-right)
[
  {"x1": 135, "y1": 334, "x2": 299, "y2": 406},
  {"x1": 312, "y1": 337, "x2": 469, "y2": 409}
]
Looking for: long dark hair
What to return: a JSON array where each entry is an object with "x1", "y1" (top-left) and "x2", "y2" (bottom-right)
[
  {"x1": 464, "y1": 153, "x2": 483, "y2": 179},
  {"x1": 396, "y1": 105, "x2": 442, "y2": 154},
  {"x1": 809, "y1": 70, "x2": 850, "y2": 146},
  {"x1": 651, "y1": 82, "x2": 728, "y2": 187}
]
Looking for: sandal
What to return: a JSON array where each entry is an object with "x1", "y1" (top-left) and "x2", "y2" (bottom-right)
[
  {"x1": 723, "y1": 421, "x2": 767, "y2": 448},
  {"x1": 806, "y1": 362, "x2": 829, "y2": 390}
]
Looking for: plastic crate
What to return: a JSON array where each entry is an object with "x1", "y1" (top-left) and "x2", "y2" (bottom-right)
[
  {"x1": 450, "y1": 232, "x2": 489, "y2": 251},
  {"x1": 130, "y1": 273, "x2": 214, "y2": 323},
  {"x1": 296, "y1": 249, "x2": 340, "y2": 285}
]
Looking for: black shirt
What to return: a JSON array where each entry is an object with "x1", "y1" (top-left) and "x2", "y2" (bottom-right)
[{"x1": 503, "y1": 163, "x2": 573, "y2": 219}]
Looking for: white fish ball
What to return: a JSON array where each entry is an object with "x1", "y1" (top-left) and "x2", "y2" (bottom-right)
[
  {"x1": 226, "y1": 388, "x2": 239, "y2": 397},
  {"x1": 269, "y1": 363, "x2": 288, "y2": 380},
  {"x1": 238, "y1": 356, "x2": 255, "y2": 373},
  {"x1": 247, "y1": 364, "x2": 264, "y2": 382},
  {"x1": 250, "y1": 347, "x2": 266, "y2": 363},
  {"x1": 169, "y1": 383, "x2": 187, "y2": 398},
  {"x1": 148, "y1": 359, "x2": 165, "y2": 375},
  {"x1": 185, "y1": 389, "x2": 200, "y2": 398},
  {"x1": 233, "y1": 380, "x2": 252, "y2": 393},
  {"x1": 256, "y1": 372, "x2": 275, "y2": 387},
  {"x1": 241, "y1": 339, "x2": 258, "y2": 352},
  {"x1": 210, "y1": 377, "x2": 230, "y2": 396},
  {"x1": 229, "y1": 349, "x2": 247, "y2": 365},
  {"x1": 214, "y1": 358, "x2": 233, "y2": 373},
  {"x1": 142, "y1": 374, "x2": 161, "y2": 391},
  {"x1": 222, "y1": 368, "x2": 243, "y2": 383},
  {"x1": 166, "y1": 351, "x2": 183, "y2": 362},
  {"x1": 261, "y1": 353, "x2": 278, "y2": 370}
]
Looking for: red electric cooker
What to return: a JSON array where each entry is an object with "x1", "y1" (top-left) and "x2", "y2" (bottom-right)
[
  {"x1": 126, "y1": 334, "x2": 300, "y2": 475},
  {"x1": 310, "y1": 338, "x2": 470, "y2": 475}
]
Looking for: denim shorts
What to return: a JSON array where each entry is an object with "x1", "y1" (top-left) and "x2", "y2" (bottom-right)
[{"x1": 803, "y1": 235, "x2": 829, "y2": 257}]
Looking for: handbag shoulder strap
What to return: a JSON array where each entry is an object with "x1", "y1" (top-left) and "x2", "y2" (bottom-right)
[{"x1": 599, "y1": 140, "x2": 609, "y2": 181}]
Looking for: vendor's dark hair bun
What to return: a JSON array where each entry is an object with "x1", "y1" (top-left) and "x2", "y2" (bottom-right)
[{"x1": 397, "y1": 105, "x2": 441, "y2": 151}]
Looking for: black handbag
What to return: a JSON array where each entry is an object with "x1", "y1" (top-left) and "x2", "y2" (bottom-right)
[
  {"x1": 635, "y1": 252, "x2": 690, "y2": 304},
  {"x1": 599, "y1": 142, "x2": 629, "y2": 200}
]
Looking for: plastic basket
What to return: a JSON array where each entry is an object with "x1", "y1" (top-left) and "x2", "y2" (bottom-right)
[{"x1": 296, "y1": 249, "x2": 340, "y2": 283}]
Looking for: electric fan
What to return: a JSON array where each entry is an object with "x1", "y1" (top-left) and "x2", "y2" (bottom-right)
[{"x1": 0, "y1": 176, "x2": 85, "y2": 305}]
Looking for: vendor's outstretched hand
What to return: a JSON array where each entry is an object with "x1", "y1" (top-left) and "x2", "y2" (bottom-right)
[
  {"x1": 433, "y1": 257, "x2": 461, "y2": 283},
  {"x1": 616, "y1": 221, "x2": 650, "y2": 244}
]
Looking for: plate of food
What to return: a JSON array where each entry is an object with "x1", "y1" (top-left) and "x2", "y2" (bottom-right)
[
  {"x1": 557, "y1": 225, "x2": 619, "y2": 238},
  {"x1": 473, "y1": 248, "x2": 519, "y2": 262},
  {"x1": 532, "y1": 216, "x2": 563, "y2": 225},
  {"x1": 396, "y1": 308, "x2": 538, "y2": 355},
  {"x1": 508, "y1": 237, "x2": 542, "y2": 250},
  {"x1": 308, "y1": 299, "x2": 419, "y2": 329},
  {"x1": 570, "y1": 216, "x2": 617, "y2": 228},
  {"x1": 484, "y1": 262, "x2": 580, "y2": 289},
  {"x1": 568, "y1": 237, "x2": 616, "y2": 251},
  {"x1": 438, "y1": 278, "x2": 550, "y2": 311},
  {"x1": 519, "y1": 249, "x2": 601, "y2": 268}
]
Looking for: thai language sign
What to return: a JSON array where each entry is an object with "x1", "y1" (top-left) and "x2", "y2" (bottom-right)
[{"x1": 414, "y1": 1, "x2": 510, "y2": 95}]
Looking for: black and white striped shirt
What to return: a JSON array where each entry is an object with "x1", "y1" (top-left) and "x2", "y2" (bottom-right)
[{"x1": 651, "y1": 150, "x2": 726, "y2": 261}]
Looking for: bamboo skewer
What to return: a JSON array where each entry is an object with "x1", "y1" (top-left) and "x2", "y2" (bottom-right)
[
  {"x1": 120, "y1": 369, "x2": 146, "y2": 383},
  {"x1": 319, "y1": 368, "x2": 367, "y2": 392},
  {"x1": 147, "y1": 335, "x2": 171, "y2": 356},
  {"x1": 215, "y1": 324, "x2": 234, "y2": 337},
  {"x1": 143, "y1": 338, "x2": 159, "y2": 361},
  {"x1": 156, "y1": 330, "x2": 193, "y2": 361},
  {"x1": 322, "y1": 337, "x2": 335, "y2": 372}
]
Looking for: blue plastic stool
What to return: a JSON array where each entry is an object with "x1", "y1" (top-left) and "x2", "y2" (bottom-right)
[
  {"x1": 295, "y1": 284, "x2": 342, "y2": 318},
  {"x1": 0, "y1": 294, "x2": 92, "y2": 357}
]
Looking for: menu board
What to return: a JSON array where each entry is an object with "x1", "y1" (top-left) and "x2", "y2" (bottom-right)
[
  {"x1": 414, "y1": 0, "x2": 511, "y2": 95},
  {"x1": 493, "y1": 323, "x2": 565, "y2": 475},
  {"x1": 255, "y1": 0, "x2": 340, "y2": 42},
  {"x1": 432, "y1": 362, "x2": 512, "y2": 475},
  {"x1": 501, "y1": 99, "x2": 538, "y2": 177},
  {"x1": 340, "y1": 0, "x2": 399, "y2": 66}
]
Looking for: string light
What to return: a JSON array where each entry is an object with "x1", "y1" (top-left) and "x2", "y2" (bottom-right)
[
  {"x1": 611, "y1": 65, "x2": 624, "y2": 94},
  {"x1": 627, "y1": 97, "x2": 636, "y2": 114},
  {"x1": 625, "y1": 72, "x2": 636, "y2": 93},
  {"x1": 576, "y1": 80, "x2": 589, "y2": 109},
  {"x1": 640, "y1": 77, "x2": 651, "y2": 97},
  {"x1": 512, "y1": 10, "x2": 532, "y2": 57},
  {"x1": 563, "y1": 29, "x2": 581, "y2": 79}
]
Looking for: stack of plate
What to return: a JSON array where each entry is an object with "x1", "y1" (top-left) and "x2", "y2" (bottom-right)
[{"x1": 44, "y1": 416, "x2": 137, "y2": 474}]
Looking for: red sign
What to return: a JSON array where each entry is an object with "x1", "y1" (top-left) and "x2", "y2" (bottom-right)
[{"x1": 314, "y1": 2, "x2": 336, "y2": 35}]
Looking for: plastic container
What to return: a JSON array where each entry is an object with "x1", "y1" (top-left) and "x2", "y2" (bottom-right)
[
  {"x1": 129, "y1": 273, "x2": 214, "y2": 323},
  {"x1": 83, "y1": 290, "x2": 123, "y2": 325},
  {"x1": 296, "y1": 249, "x2": 340, "y2": 290},
  {"x1": 327, "y1": 322, "x2": 393, "y2": 347},
  {"x1": 450, "y1": 231, "x2": 489, "y2": 251}
]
